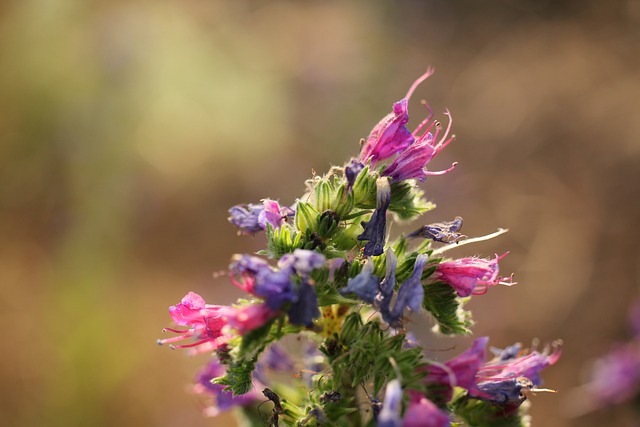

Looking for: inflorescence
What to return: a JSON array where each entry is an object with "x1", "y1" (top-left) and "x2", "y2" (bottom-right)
[{"x1": 158, "y1": 69, "x2": 561, "y2": 427}]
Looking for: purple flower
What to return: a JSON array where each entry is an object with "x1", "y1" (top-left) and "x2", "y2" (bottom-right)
[
  {"x1": 228, "y1": 203, "x2": 264, "y2": 235},
  {"x1": 229, "y1": 254, "x2": 272, "y2": 293},
  {"x1": 376, "y1": 248, "x2": 398, "y2": 314},
  {"x1": 471, "y1": 340, "x2": 562, "y2": 404},
  {"x1": 359, "y1": 69, "x2": 434, "y2": 166},
  {"x1": 259, "y1": 199, "x2": 294, "y2": 229},
  {"x1": 278, "y1": 249, "x2": 326, "y2": 276},
  {"x1": 287, "y1": 279, "x2": 320, "y2": 327},
  {"x1": 407, "y1": 216, "x2": 465, "y2": 243},
  {"x1": 381, "y1": 110, "x2": 456, "y2": 183},
  {"x1": 403, "y1": 391, "x2": 450, "y2": 427},
  {"x1": 378, "y1": 379, "x2": 403, "y2": 427},
  {"x1": 474, "y1": 377, "x2": 535, "y2": 407},
  {"x1": 357, "y1": 178, "x2": 391, "y2": 256},
  {"x1": 586, "y1": 341, "x2": 640, "y2": 406},
  {"x1": 431, "y1": 253, "x2": 514, "y2": 297},
  {"x1": 228, "y1": 199, "x2": 293, "y2": 234},
  {"x1": 254, "y1": 343, "x2": 296, "y2": 384},
  {"x1": 193, "y1": 359, "x2": 261, "y2": 417},
  {"x1": 345, "y1": 159, "x2": 365, "y2": 190},
  {"x1": 385, "y1": 254, "x2": 428, "y2": 327},
  {"x1": 339, "y1": 258, "x2": 380, "y2": 303}
]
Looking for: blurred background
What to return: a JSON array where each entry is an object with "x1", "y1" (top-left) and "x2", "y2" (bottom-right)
[{"x1": 1, "y1": 0, "x2": 639, "y2": 426}]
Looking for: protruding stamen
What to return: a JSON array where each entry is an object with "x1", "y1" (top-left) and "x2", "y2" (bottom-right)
[{"x1": 405, "y1": 67, "x2": 435, "y2": 100}]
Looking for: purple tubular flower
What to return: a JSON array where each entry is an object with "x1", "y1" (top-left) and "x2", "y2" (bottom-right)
[
  {"x1": 287, "y1": 279, "x2": 321, "y2": 327},
  {"x1": 381, "y1": 109, "x2": 457, "y2": 182},
  {"x1": 193, "y1": 359, "x2": 260, "y2": 417},
  {"x1": 475, "y1": 377, "x2": 534, "y2": 406},
  {"x1": 345, "y1": 159, "x2": 364, "y2": 191},
  {"x1": 403, "y1": 391, "x2": 450, "y2": 427},
  {"x1": 254, "y1": 343, "x2": 296, "y2": 384},
  {"x1": 376, "y1": 248, "x2": 397, "y2": 314},
  {"x1": 229, "y1": 254, "x2": 272, "y2": 293},
  {"x1": 254, "y1": 267, "x2": 296, "y2": 310},
  {"x1": 258, "y1": 199, "x2": 294, "y2": 229},
  {"x1": 228, "y1": 203, "x2": 264, "y2": 235},
  {"x1": 586, "y1": 341, "x2": 640, "y2": 406},
  {"x1": 478, "y1": 341, "x2": 562, "y2": 387},
  {"x1": 339, "y1": 258, "x2": 380, "y2": 303},
  {"x1": 377, "y1": 379, "x2": 403, "y2": 427},
  {"x1": 386, "y1": 254, "x2": 428, "y2": 327},
  {"x1": 359, "y1": 69, "x2": 434, "y2": 166},
  {"x1": 357, "y1": 178, "x2": 391, "y2": 256},
  {"x1": 278, "y1": 249, "x2": 326, "y2": 276},
  {"x1": 432, "y1": 252, "x2": 514, "y2": 297},
  {"x1": 407, "y1": 216, "x2": 465, "y2": 243}
]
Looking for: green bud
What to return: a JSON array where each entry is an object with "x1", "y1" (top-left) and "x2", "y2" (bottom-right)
[
  {"x1": 314, "y1": 180, "x2": 333, "y2": 212},
  {"x1": 317, "y1": 210, "x2": 340, "y2": 238},
  {"x1": 295, "y1": 201, "x2": 319, "y2": 233},
  {"x1": 332, "y1": 184, "x2": 354, "y2": 218}
]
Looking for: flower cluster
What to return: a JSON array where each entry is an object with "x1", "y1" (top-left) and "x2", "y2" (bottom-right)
[{"x1": 159, "y1": 69, "x2": 560, "y2": 426}]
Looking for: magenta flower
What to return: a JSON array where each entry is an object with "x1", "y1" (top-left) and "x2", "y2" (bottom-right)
[
  {"x1": 471, "y1": 340, "x2": 562, "y2": 405},
  {"x1": 157, "y1": 292, "x2": 232, "y2": 354},
  {"x1": 403, "y1": 391, "x2": 450, "y2": 427},
  {"x1": 421, "y1": 337, "x2": 488, "y2": 401},
  {"x1": 359, "y1": 70, "x2": 435, "y2": 166},
  {"x1": 431, "y1": 253, "x2": 514, "y2": 297},
  {"x1": 221, "y1": 303, "x2": 278, "y2": 335},
  {"x1": 192, "y1": 359, "x2": 261, "y2": 417}
]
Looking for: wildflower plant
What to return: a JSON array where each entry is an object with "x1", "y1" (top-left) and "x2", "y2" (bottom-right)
[{"x1": 158, "y1": 68, "x2": 561, "y2": 426}]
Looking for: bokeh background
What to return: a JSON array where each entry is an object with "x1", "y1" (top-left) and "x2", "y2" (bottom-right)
[{"x1": 1, "y1": 0, "x2": 639, "y2": 426}]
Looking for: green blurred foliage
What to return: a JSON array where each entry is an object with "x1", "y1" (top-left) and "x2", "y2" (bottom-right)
[{"x1": 0, "y1": 0, "x2": 639, "y2": 426}]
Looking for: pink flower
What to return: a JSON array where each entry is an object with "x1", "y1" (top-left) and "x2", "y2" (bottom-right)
[
  {"x1": 258, "y1": 199, "x2": 293, "y2": 230},
  {"x1": 158, "y1": 292, "x2": 231, "y2": 354},
  {"x1": 359, "y1": 70, "x2": 435, "y2": 166},
  {"x1": 421, "y1": 337, "x2": 488, "y2": 402},
  {"x1": 382, "y1": 110, "x2": 456, "y2": 182},
  {"x1": 403, "y1": 391, "x2": 450, "y2": 427},
  {"x1": 432, "y1": 253, "x2": 514, "y2": 297},
  {"x1": 221, "y1": 303, "x2": 278, "y2": 335}
]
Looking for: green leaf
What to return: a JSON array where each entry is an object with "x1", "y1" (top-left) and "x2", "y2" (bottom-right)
[{"x1": 422, "y1": 282, "x2": 473, "y2": 335}]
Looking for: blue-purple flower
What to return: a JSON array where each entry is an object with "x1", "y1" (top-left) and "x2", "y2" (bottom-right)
[
  {"x1": 377, "y1": 379, "x2": 403, "y2": 427},
  {"x1": 339, "y1": 258, "x2": 380, "y2": 303},
  {"x1": 192, "y1": 359, "x2": 261, "y2": 417},
  {"x1": 385, "y1": 253, "x2": 428, "y2": 327},
  {"x1": 358, "y1": 178, "x2": 391, "y2": 256},
  {"x1": 228, "y1": 199, "x2": 294, "y2": 234}
]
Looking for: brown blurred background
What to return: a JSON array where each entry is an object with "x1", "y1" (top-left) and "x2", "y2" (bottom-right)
[{"x1": 1, "y1": 0, "x2": 639, "y2": 426}]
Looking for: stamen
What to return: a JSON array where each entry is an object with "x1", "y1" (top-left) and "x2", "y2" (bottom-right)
[{"x1": 404, "y1": 67, "x2": 435, "y2": 100}]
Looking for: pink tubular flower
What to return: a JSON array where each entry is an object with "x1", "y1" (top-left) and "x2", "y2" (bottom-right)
[
  {"x1": 403, "y1": 391, "x2": 450, "y2": 427},
  {"x1": 421, "y1": 337, "x2": 488, "y2": 402},
  {"x1": 382, "y1": 109, "x2": 456, "y2": 182},
  {"x1": 221, "y1": 303, "x2": 278, "y2": 335},
  {"x1": 158, "y1": 292, "x2": 232, "y2": 354},
  {"x1": 432, "y1": 253, "x2": 514, "y2": 297}
]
